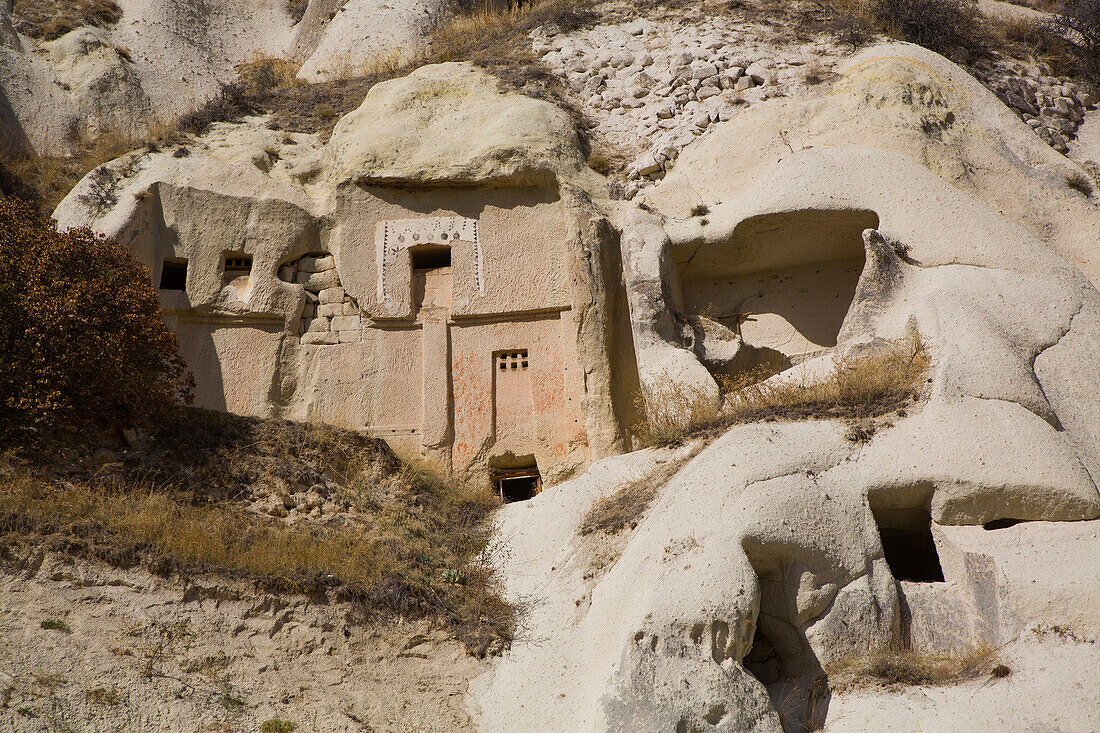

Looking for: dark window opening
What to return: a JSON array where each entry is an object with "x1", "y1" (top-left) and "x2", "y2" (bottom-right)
[
  {"x1": 496, "y1": 350, "x2": 529, "y2": 371},
  {"x1": 223, "y1": 254, "x2": 252, "y2": 278},
  {"x1": 160, "y1": 259, "x2": 187, "y2": 290},
  {"x1": 494, "y1": 467, "x2": 541, "y2": 502},
  {"x1": 411, "y1": 245, "x2": 451, "y2": 270},
  {"x1": 983, "y1": 518, "x2": 1026, "y2": 531},
  {"x1": 874, "y1": 509, "x2": 944, "y2": 582}
]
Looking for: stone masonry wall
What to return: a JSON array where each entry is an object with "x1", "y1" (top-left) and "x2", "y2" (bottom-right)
[{"x1": 278, "y1": 253, "x2": 363, "y2": 345}]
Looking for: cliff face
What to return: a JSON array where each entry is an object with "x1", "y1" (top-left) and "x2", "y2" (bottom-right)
[
  {"x1": 471, "y1": 44, "x2": 1100, "y2": 733},
  {"x1": 26, "y1": 4, "x2": 1100, "y2": 731},
  {"x1": 52, "y1": 62, "x2": 633, "y2": 486}
]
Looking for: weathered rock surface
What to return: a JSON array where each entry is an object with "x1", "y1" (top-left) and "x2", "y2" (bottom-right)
[
  {"x1": 1, "y1": 0, "x2": 434, "y2": 153},
  {"x1": 35, "y1": 29, "x2": 1100, "y2": 733},
  {"x1": 0, "y1": 547, "x2": 484, "y2": 732},
  {"x1": 294, "y1": 0, "x2": 446, "y2": 81},
  {"x1": 329, "y1": 62, "x2": 603, "y2": 190},
  {"x1": 471, "y1": 43, "x2": 1100, "y2": 732},
  {"x1": 54, "y1": 63, "x2": 633, "y2": 486}
]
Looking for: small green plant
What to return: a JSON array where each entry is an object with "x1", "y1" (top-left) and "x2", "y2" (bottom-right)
[
  {"x1": 690, "y1": 203, "x2": 710, "y2": 217},
  {"x1": 260, "y1": 720, "x2": 297, "y2": 733},
  {"x1": 440, "y1": 568, "x2": 466, "y2": 585},
  {"x1": 40, "y1": 619, "x2": 71, "y2": 633},
  {"x1": 86, "y1": 687, "x2": 121, "y2": 706},
  {"x1": 220, "y1": 693, "x2": 247, "y2": 710}
]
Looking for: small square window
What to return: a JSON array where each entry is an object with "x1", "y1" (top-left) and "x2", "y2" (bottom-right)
[
  {"x1": 495, "y1": 349, "x2": 529, "y2": 371},
  {"x1": 160, "y1": 259, "x2": 187, "y2": 290},
  {"x1": 223, "y1": 254, "x2": 252, "y2": 275}
]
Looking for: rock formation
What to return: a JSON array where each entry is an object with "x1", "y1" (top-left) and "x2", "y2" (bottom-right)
[
  {"x1": 42, "y1": 25, "x2": 1100, "y2": 733},
  {"x1": 469, "y1": 44, "x2": 1100, "y2": 732},
  {"x1": 0, "y1": 0, "x2": 437, "y2": 156},
  {"x1": 55, "y1": 62, "x2": 635, "y2": 487}
]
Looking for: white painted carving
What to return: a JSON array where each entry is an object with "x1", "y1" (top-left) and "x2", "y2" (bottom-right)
[{"x1": 376, "y1": 217, "x2": 481, "y2": 301}]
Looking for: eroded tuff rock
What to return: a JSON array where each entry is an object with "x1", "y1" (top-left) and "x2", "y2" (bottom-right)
[
  {"x1": 471, "y1": 44, "x2": 1100, "y2": 732},
  {"x1": 48, "y1": 42, "x2": 1100, "y2": 732},
  {"x1": 0, "y1": 0, "x2": 433, "y2": 155},
  {"x1": 328, "y1": 62, "x2": 604, "y2": 190},
  {"x1": 54, "y1": 63, "x2": 636, "y2": 487}
]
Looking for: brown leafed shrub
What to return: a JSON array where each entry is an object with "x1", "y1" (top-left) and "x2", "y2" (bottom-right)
[
  {"x1": 0, "y1": 197, "x2": 192, "y2": 441},
  {"x1": 868, "y1": 0, "x2": 989, "y2": 58}
]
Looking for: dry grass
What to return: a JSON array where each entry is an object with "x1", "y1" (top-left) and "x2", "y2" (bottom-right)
[
  {"x1": 723, "y1": 334, "x2": 929, "y2": 423},
  {"x1": 0, "y1": 409, "x2": 513, "y2": 655},
  {"x1": 580, "y1": 477, "x2": 658, "y2": 536},
  {"x1": 637, "y1": 334, "x2": 929, "y2": 447},
  {"x1": 987, "y1": 14, "x2": 1082, "y2": 76},
  {"x1": 0, "y1": 117, "x2": 179, "y2": 213},
  {"x1": 828, "y1": 0, "x2": 1095, "y2": 78},
  {"x1": 579, "y1": 449, "x2": 700, "y2": 536},
  {"x1": 635, "y1": 380, "x2": 722, "y2": 447},
  {"x1": 1066, "y1": 168, "x2": 1096, "y2": 196},
  {"x1": 804, "y1": 56, "x2": 826, "y2": 84},
  {"x1": 827, "y1": 642, "x2": 1002, "y2": 691},
  {"x1": 12, "y1": 0, "x2": 122, "y2": 40},
  {"x1": 998, "y1": 0, "x2": 1061, "y2": 11},
  {"x1": 177, "y1": 0, "x2": 593, "y2": 140}
]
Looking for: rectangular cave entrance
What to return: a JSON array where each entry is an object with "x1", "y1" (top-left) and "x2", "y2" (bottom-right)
[
  {"x1": 160, "y1": 258, "x2": 188, "y2": 290},
  {"x1": 411, "y1": 245, "x2": 452, "y2": 316},
  {"x1": 492, "y1": 464, "x2": 541, "y2": 503},
  {"x1": 872, "y1": 507, "x2": 944, "y2": 583},
  {"x1": 674, "y1": 210, "x2": 879, "y2": 364}
]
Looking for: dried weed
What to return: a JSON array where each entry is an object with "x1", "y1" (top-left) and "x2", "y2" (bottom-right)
[{"x1": 827, "y1": 642, "x2": 1002, "y2": 690}]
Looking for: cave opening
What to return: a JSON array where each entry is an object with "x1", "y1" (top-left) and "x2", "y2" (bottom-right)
[
  {"x1": 492, "y1": 464, "x2": 541, "y2": 503},
  {"x1": 873, "y1": 508, "x2": 945, "y2": 583},
  {"x1": 983, "y1": 518, "x2": 1026, "y2": 531},
  {"x1": 743, "y1": 626, "x2": 783, "y2": 686},
  {"x1": 674, "y1": 209, "x2": 879, "y2": 366},
  {"x1": 741, "y1": 614, "x2": 829, "y2": 733},
  {"x1": 159, "y1": 258, "x2": 188, "y2": 291}
]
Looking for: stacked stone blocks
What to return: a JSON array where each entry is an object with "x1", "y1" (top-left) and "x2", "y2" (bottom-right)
[{"x1": 278, "y1": 253, "x2": 362, "y2": 345}]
